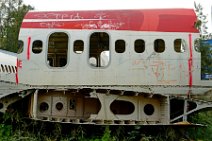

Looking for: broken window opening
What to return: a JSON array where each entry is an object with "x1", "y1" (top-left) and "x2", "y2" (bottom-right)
[
  {"x1": 174, "y1": 39, "x2": 186, "y2": 53},
  {"x1": 89, "y1": 32, "x2": 110, "y2": 67},
  {"x1": 47, "y1": 32, "x2": 68, "y2": 67}
]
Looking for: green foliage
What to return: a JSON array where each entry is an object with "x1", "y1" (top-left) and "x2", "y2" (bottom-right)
[
  {"x1": 194, "y1": 2, "x2": 212, "y2": 39},
  {"x1": 189, "y1": 111, "x2": 212, "y2": 141},
  {"x1": 69, "y1": 125, "x2": 86, "y2": 141},
  {"x1": 0, "y1": 124, "x2": 12, "y2": 140},
  {"x1": 101, "y1": 126, "x2": 113, "y2": 141},
  {"x1": 0, "y1": 0, "x2": 33, "y2": 52},
  {"x1": 194, "y1": 2, "x2": 208, "y2": 35},
  {"x1": 88, "y1": 126, "x2": 114, "y2": 141},
  {"x1": 125, "y1": 126, "x2": 141, "y2": 141}
]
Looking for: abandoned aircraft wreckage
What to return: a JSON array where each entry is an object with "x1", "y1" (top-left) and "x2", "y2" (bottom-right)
[{"x1": 0, "y1": 9, "x2": 212, "y2": 125}]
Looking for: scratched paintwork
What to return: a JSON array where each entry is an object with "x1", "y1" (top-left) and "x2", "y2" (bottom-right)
[
  {"x1": 2, "y1": 9, "x2": 209, "y2": 96},
  {"x1": 22, "y1": 9, "x2": 198, "y2": 32},
  {"x1": 14, "y1": 28, "x2": 211, "y2": 95},
  {"x1": 0, "y1": 9, "x2": 212, "y2": 125}
]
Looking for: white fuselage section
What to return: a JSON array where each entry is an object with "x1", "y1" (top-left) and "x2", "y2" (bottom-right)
[
  {"x1": 0, "y1": 50, "x2": 17, "y2": 82},
  {"x1": 16, "y1": 28, "x2": 211, "y2": 94},
  {"x1": 0, "y1": 50, "x2": 18, "y2": 98}
]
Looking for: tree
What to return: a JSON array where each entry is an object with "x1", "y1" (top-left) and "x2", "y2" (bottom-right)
[
  {"x1": 194, "y1": 2, "x2": 212, "y2": 78},
  {"x1": 190, "y1": 3, "x2": 212, "y2": 140},
  {"x1": 194, "y1": 2, "x2": 208, "y2": 34},
  {"x1": 0, "y1": 0, "x2": 33, "y2": 52},
  {"x1": 194, "y1": 2, "x2": 212, "y2": 39}
]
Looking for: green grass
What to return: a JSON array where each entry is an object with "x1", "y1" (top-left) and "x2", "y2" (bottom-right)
[{"x1": 1, "y1": 111, "x2": 212, "y2": 141}]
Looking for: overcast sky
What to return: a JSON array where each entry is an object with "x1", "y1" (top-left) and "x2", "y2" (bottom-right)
[
  {"x1": 22, "y1": 0, "x2": 210, "y2": 10},
  {"x1": 22, "y1": 0, "x2": 211, "y2": 32}
]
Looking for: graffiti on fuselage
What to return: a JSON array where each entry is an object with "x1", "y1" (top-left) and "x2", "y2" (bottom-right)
[{"x1": 131, "y1": 59, "x2": 189, "y2": 85}]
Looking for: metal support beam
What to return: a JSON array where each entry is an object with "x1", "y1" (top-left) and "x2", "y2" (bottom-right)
[
  {"x1": 183, "y1": 100, "x2": 187, "y2": 121},
  {"x1": 171, "y1": 98, "x2": 212, "y2": 123},
  {"x1": 32, "y1": 89, "x2": 38, "y2": 119}
]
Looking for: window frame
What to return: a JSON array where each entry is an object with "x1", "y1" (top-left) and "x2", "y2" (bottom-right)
[
  {"x1": 154, "y1": 39, "x2": 165, "y2": 53},
  {"x1": 32, "y1": 40, "x2": 43, "y2": 54},
  {"x1": 73, "y1": 40, "x2": 84, "y2": 54},
  {"x1": 47, "y1": 32, "x2": 69, "y2": 68},
  {"x1": 89, "y1": 32, "x2": 110, "y2": 68},
  {"x1": 17, "y1": 40, "x2": 24, "y2": 54},
  {"x1": 174, "y1": 38, "x2": 186, "y2": 53},
  {"x1": 134, "y1": 39, "x2": 145, "y2": 53},
  {"x1": 115, "y1": 39, "x2": 126, "y2": 53}
]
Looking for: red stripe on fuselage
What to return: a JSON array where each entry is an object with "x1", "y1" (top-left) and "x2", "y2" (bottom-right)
[
  {"x1": 21, "y1": 9, "x2": 199, "y2": 33},
  {"x1": 15, "y1": 59, "x2": 19, "y2": 84},
  {"x1": 188, "y1": 34, "x2": 193, "y2": 88},
  {"x1": 27, "y1": 37, "x2": 31, "y2": 60}
]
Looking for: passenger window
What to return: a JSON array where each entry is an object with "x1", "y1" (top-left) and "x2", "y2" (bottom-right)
[
  {"x1": 174, "y1": 39, "x2": 186, "y2": 53},
  {"x1": 134, "y1": 39, "x2": 145, "y2": 53},
  {"x1": 12, "y1": 66, "x2": 15, "y2": 73},
  {"x1": 17, "y1": 40, "x2": 24, "y2": 54},
  {"x1": 47, "y1": 32, "x2": 68, "y2": 67},
  {"x1": 74, "y1": 40, "x2": 84, "y2": 54},
  {"x1": 115, "y1": 40, "x2": 125, "y2": 53},
  {"x1": 89, "y1": 32, "x2": 110, "y2": 67},
  {"x1": 1, "y1": 65, "x2": 4, "y2": 72},
  {"x1": 154, "y1": 39, "x2": 165, "y2": 53},
  {"x1": 5, "y1": 65, "x2": 8, "y2": 73},
  {"x1": 8, "y1": 66, "x2": 12, "y2": 73},
  {"x1": 32, "y1": 40, "x2": 43, "y2": 54}
]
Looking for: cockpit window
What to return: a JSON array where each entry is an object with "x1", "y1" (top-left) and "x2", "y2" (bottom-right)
[{"x1": 17, "y1": 40, "x2": 24, "y2": 54}]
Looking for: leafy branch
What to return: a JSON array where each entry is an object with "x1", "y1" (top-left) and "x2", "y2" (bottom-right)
[{"x1": 194, "y1": 2, "x2": 212, "y2": 39}]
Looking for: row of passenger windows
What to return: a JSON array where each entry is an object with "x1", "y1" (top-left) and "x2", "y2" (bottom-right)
[
  {"x1": 18, "y1": 36, "x2": 186, "y2": 54},
  {"x1": 18, "y1": 32, "x2": 188, "y2": 68},
  {"x1": 0, "y1": 64, "x2": 17, "y2": 74}
]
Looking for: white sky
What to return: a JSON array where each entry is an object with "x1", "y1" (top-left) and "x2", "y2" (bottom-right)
[
  {"x1": 22, "y1": 0, "x2": 212, "y2": 32},
  {"x1": 22, "y1": 0, "x2": 209, "y2": 11}
]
